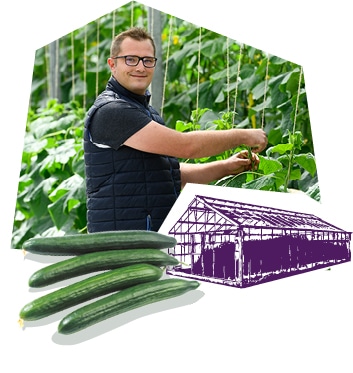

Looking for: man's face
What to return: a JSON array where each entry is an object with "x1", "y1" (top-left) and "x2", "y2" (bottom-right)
[{"x1": 108, "y1": 37, "x2": 155, "y2": 95}]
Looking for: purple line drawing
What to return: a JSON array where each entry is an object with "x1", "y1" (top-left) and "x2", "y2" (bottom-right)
[{"x1": 167, "y1": 195, "x2": 352, "y2": 288}]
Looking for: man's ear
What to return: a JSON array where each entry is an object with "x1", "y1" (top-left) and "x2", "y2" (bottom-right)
[{"x1": 107, "y1": 57, "x2": 115, "y2": 70}]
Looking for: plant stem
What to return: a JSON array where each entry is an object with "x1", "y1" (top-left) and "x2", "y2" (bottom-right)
[
  {"x1": 284, "y1": 150, "x2": 294, "y2": 192},
  {"x1": 246, "y1": 145, "x2": 257, "y2": 179}
]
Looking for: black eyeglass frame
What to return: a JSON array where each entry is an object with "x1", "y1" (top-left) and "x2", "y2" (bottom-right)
[{"x1": 112, "y1": 55, "x2": 158, "y2": 68}]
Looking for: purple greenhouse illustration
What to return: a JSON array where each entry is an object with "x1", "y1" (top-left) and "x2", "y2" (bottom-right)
[{"x1": 167, "y1": 195, "x2": 351, "y2": 288}]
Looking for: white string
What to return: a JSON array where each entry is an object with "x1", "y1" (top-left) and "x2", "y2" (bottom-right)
[
  {"x1": 160, "y1": 16, "x2": 173, "y2": 118},
  {"x1": 83, "y1": 25, "x2": 87, "y2": 110},
  {"x1": 71, "y1": 32, "x2": 75, "y2": 101},
  {"x1": 45, "y1": 45, "x2": 50, "y2": 99},
  {"x1": 226, "y1": 37, "x2": 230, "y2": 113},
  {"x1": 131, "y1": 1, "x2": 134, "y2": 27},
  {"x1": 150, "y1": 5, "x2": 154, "y2": 27},
  {"x1": 232, "y1": 42, "x2": 243, "y2": 127},
  {"x1": 95, "y1": 18, "x2": 100, "y2": 98},
  {"x1": 293, "y1": 66, "x2": 303, "y2": 133},
  {"x1": 195, "y1": 27, "x2": 202, "y2": 118},
  {"x1": 112, "y1": 8, "x2": 116, "y2": 40},
  {"x1": 261, "y1": 53, "x2": 270, "y2": 130},
  {"x1": 55, "y1": 40, "x2": 60, "y2": 100}
]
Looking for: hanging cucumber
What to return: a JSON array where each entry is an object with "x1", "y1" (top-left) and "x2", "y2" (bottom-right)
[
  {"x1": 29, "y1": 249, "x2": 179, "y2": 288},
  {"x1": 58, "y1": 278, "x2": 200, "y2": 335},
  {"x1": 20, "y1": 264, "x2": 163, "y2": 321},
  {"x1": 22, "y1": 230, "x2": 177, "y2": 256}
]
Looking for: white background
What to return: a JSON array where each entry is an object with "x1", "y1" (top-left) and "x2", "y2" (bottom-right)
[{"x1": 1, "y1": 1, "x2": 352, "y2": 371}]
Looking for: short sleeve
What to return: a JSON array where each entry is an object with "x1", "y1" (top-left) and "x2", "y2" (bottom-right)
[{"x1": 89, "y1": 101, "x2": 152, "y2": 150}]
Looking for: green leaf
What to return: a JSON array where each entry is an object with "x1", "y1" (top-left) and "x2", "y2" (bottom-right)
[
  {"x1": 293, "y1": 153, "x2": 316, "y2": 176},
  {"x1": 251, "y1": 80, "x2": 268, "y2": 100},
  {"x1": 72, "y1": 151, "x2": 85, "y2": 177},
  {"x1": 278, "y1": 101, "x2": 294, "y2": 134},
  {"x1": 242, "y1": 174, "x2": 278, "y2": 191},
  {"x1": 175, "y1": 120, "x2": 193, "y2": 132},
  {"x1": 17, "y1": 174, "x2": 33, "y2": 193},
  {"x1": 39, "y1": 139, "x2": 77, "y2": 174},
  {"x1": 289, "y1": 130, "x2": 304, "y2": 149},
  {"x1": 23, "y1": 133, "x2": 48, "y2": 154},
  {"x1": 216, "y1": 173, "x2": 247, "y2": 188},
  {"x1": 282, "y1": 68, "x2": 301, "y2": 96},
  {"x1": 267, "y1": 127, "x2": 283, "y2": 145},
  {"x1": 305, "y1": 182, "x2": 321, "y2": 201},
  {"x1": 48, "y1": 198, "x2": 68, "y2": 229},
  {"x1": 258, "y1": 155, "x2": 283, "y2": 175},
  {"x1": 268, "y1": 74, "x2": 289, "y2": 108},
  {"x1": 269, "y1": 55, "x2": 287, "y2": 65},
  {"x1": 288, "y1": 167, "x2": 302, "y2": 181},
  {"x1": 48, "y1": 174, "x2": 85, "y2": 229},
  {"x1": 248, "y1": 96, "x2": 271, "y2": 116},
  {"x1": 201, "y1": 37, "x2": 228, "y2": 58},
  {"x1": 24, "y1": 177, "x2": 57, "y2": 205},
  {"x1": 49, "y1": 174, "x2": 85, "y2": 202},
  {"x1": 67, "y1": 198, "x2": 81, "y2": 212},
  {"x1": 239, "y1": 63, "x2": 256, "y2": 79},
  {"x1": 266, "y1": 143, "x2": 293, "y2": 156}
]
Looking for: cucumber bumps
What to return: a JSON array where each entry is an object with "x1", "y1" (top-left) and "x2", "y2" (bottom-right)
[
  {"x1": 29, "y1": 249, "x2": 179, "y2": 288},
  {"x1": 58, "y1": 279, "x2": 200, "y2": 335},
  {"x1": 22, "y1": 230, "x2": 177, "y2": 256},
  {"x1": 19, "y1": 230, "x2": 200, "y2": 336},
  {"x1": 20, "y1": 264, "x2": 163, "y2": 321}
]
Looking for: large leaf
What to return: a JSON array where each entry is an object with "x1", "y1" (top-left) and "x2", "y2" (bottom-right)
[
  {"x1": 293, "y1": 153, "x2": 316, "y2": 176},
  {"x1": 266, "y1": 143, "x2": 293, "y2": 156},
  {"x1": 22, "y1": 133, "x2": 48, "y2": 155},
  {"x1": 258, "y1": 155, "x2": 283, "y2": 175},
  {"x1": 278, "y1": 101, "x2": 294, "y2": 134},
  {"x1": 39, "y1": 139, "x2": 77, "y2": 174},
  {"x1": 215, "y1": 173, "x2": 247, "y2": 188},
  {"x1": 268, "y1": 74, "x2": 290, "y2": 108},
  {"x1": 48, "y1": 174, "x2": 85, "y2": 229},
  {"x1": 201, "y1": 37, "x2": 228, "y2": 58},
  {"x1": 251, "y1": 80, "x2": 268, "y2": 100},
  {"x1": 281, "y1": 68, "x2": 301, "y2": 96},
  {"x1": 242, "y1": 174, "x2": 279, "y2": 191}
]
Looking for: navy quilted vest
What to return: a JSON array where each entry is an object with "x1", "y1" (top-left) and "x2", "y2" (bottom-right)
[{"x1": 84, "y1": 84, "x2": 181, "y2": 233}]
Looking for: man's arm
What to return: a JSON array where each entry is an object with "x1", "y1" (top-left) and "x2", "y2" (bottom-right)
[
  {"x1": 179, "y1": 150, "x2": 259, "y2": 188},
  {"x1": 124, "y1": 120, "x2": 267, "y2": 159}
]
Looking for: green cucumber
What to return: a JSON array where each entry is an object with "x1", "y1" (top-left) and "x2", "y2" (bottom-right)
[
  {"x1": 29, "y1": 249, "x2": 179, "y2": 288},
  {"x1": 58, "y1": 278, "x2": 200, "y2": 335},
  {"x1": 22, "y1": 230, "x2": 177, "y2": 256},
  {"x1": 20, "y1": 264, "x2": 163, "y2": 321}
]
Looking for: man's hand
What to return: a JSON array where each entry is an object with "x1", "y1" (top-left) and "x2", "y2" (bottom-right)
[{"x1": 225, "y1": 149, "x2": 260, "y2": 175}]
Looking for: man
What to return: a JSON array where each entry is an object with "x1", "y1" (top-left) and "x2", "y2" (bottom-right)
[{"x1": 84, "y1": 27, "x2": 268, "y2": 233}]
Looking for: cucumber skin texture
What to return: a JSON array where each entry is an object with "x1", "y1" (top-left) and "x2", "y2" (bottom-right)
[
  {"x1": 58, "y1": 278, "x2": 200, "y2": 335},
  {"x1": 29, "y1": 249, "x2": 179, "y2": 288},
  {"x1": 22, "y1": 230, "x2": 177, "y2": 256},
  {"x1": 20, "y1": 264, "x2": 163, "y2": 321}
]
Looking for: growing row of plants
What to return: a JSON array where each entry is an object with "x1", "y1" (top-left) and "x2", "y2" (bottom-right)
[{"x1": 12, "y1": 1, "x2": 319, "y2": 249}]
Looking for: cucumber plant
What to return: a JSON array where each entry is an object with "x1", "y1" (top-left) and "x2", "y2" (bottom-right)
[
  {"x1": 13, "y1": 19, "x2": 315, "y2": 249},
  {"x1": 12, "y1": 100, "x2": 87, "y2": 249},
  {"x1": 177, "y1": 108, "x2": 319, "y2": 200},
  {"x1": 217, "y1": 129, "x2": 318, "y2": 198}
]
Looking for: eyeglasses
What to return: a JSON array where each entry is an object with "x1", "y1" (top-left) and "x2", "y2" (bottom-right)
[{"x1": 112, "y1": 55, "x2": 157, "y2": 68}]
